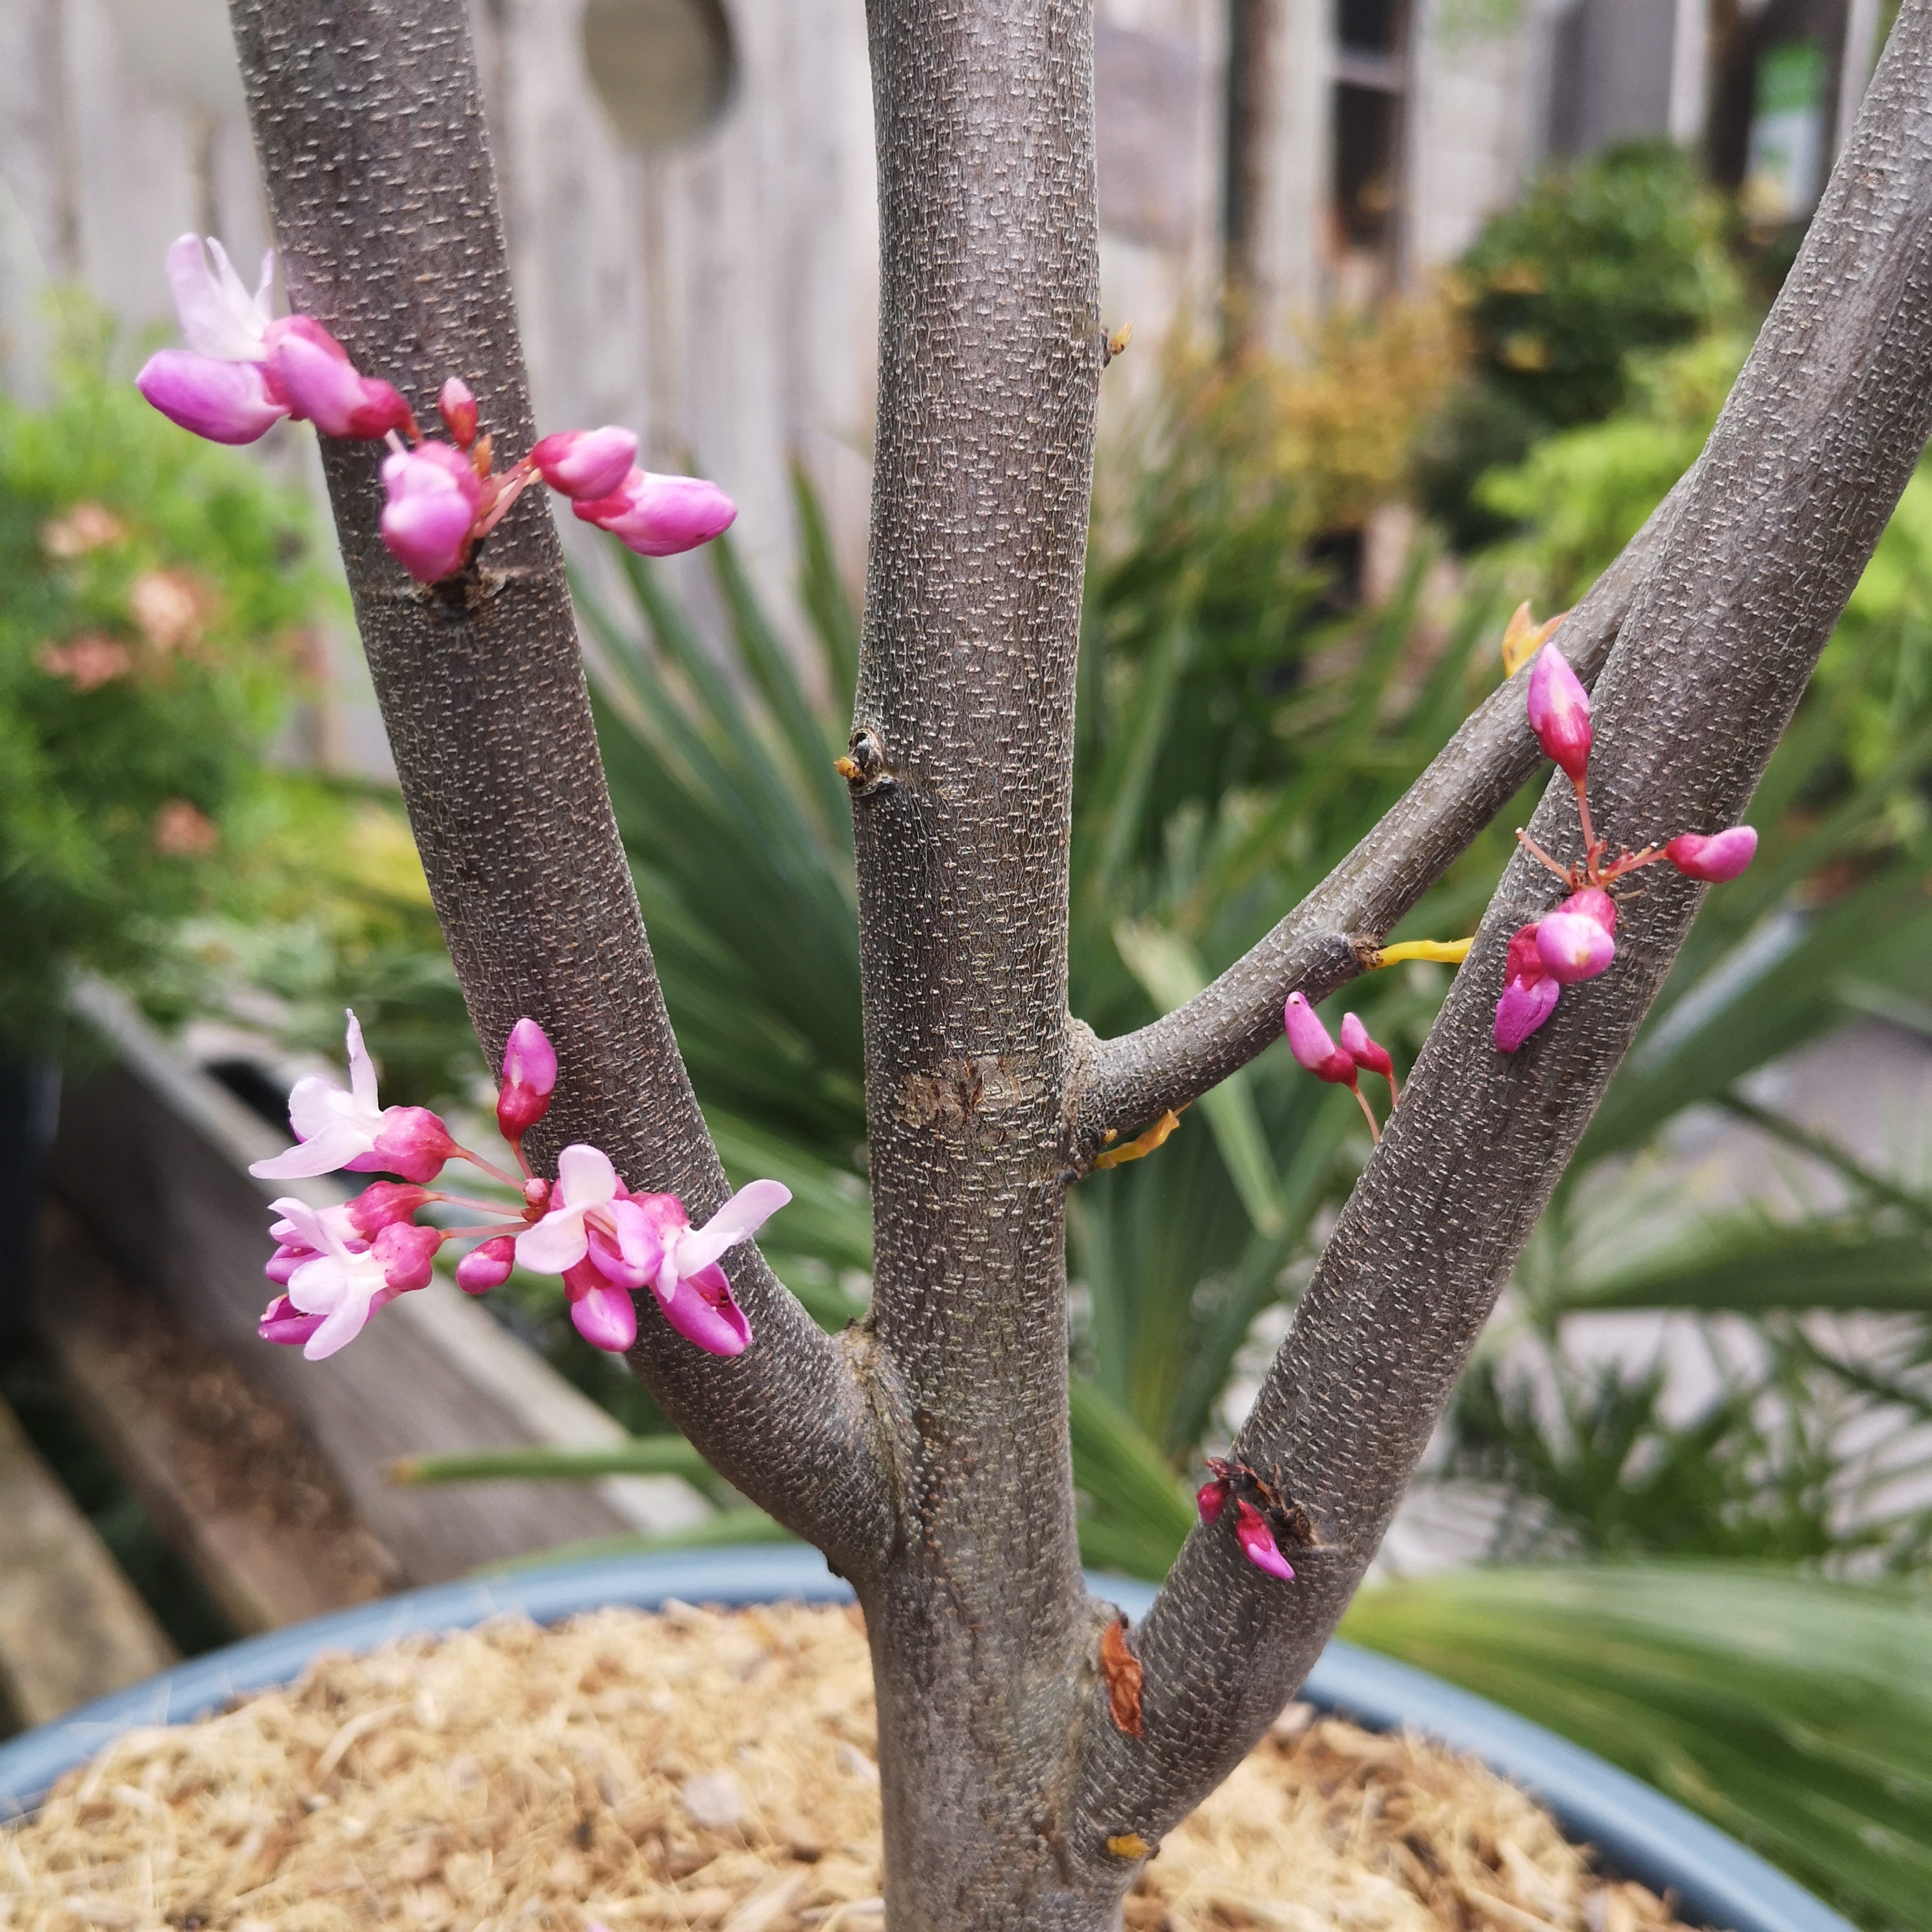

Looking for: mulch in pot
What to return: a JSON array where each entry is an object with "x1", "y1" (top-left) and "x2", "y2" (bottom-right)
[{"x1": 2, "y1": 1602, "x2": 1694, "y2": 1932}]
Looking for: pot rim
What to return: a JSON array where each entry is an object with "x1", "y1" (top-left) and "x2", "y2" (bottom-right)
[{"x1": 0, "y1": 1545, "x2": 1849, "y2": 1932}]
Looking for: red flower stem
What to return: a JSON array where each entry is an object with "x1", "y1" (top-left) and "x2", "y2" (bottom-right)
[
  {"x1": 454, "y1": 1145, "x2": 524, "y2": 1187},
  {"x1": 1600, "y1": 845, "x2": 1668, "y2": 880},
  {"x1": 1515, "y1": 828, "x2": 1575, "y2": 883},
  {"x1": 441, "y1": 1222, "x2": 528, "y2": 1239},
  {"x1": 1352, "y1": 1082, "x2": 1381, "y2": 1145}
]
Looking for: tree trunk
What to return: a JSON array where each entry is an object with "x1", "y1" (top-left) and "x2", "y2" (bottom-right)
[{"x1": 852, "y1": 4, "x2": 1111, "y2": 1924}]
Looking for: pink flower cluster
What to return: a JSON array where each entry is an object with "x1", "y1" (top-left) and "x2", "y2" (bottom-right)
[
  {"x1": 249, "y1": 1012, "x2": 787, "y2": 1363},
  {"x1": 1495, "y1": 645, "x2": 1757, "y2": 1052},
  {"x1": 136, "y1": 236, "x2": 735, "y2": 585},
  {"x1": 1283, "y1": 993, "x2": 1399, "y2": 1142}
]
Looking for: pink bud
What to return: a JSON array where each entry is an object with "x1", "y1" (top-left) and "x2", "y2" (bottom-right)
[
  {"x1": 530, "y1": 427, "x2": 639, "y2": 501},
  {"x1": 380, "y1": 440, "x2": 484, "y2": 584},
  {"x1": 439, "y1": 377, "x2": 479, "y2": 449},
  {"x1": 1494, "y1": 973, "x2": 1561, "y2": 1052},
  {"x1": 1526, "y1": 643, "x2": 1592, "y2": 784},
  {"x1": 258, "y1": 1294, "x2": 327, "y2": 1346},
  {"x1": 658, "y1": 1261, "x2": 752, "y2": 1357},
  {"x1": 1339, "y1": 1013, "x2": 1394, "y2": 1082},
  {"x1": 1196, "y1": 1477, "x2": 1230, "y2": 1525},
  {"x1": 1232, "y1": 1500, "x2": 1295, "y2": 1581},
  {"x1": 344, "y1": 1180, "x2": 430, "y2": 1239},
  {"x1": 456, "y1": 1235, "x2": 517, "y2": 1294},
  {"x1": 1558, "y1": 887, "x2": 1616, "y2": 934},
  {"x1": 1283, "y1": 993, "x2": 1357, "y2": 1085},
  {"x1": 565, "y1": 1257, "x2": 639, "y2": 1352},
  {"x1": 573, "y1": 469, "x2": 737, "y2": 557},
  {"x1": 136, "y1": 349, "x2": 290, "y2": 444},
  {"x1": 263, "y1": 316, "x2": 414, "y2": 440},
  {"x1": 373, "y1": 1220, "x2": 443, "y2": 1293},
  {"x1": 1665, "y1": 826, "x2": 1758, "y2": 883},
  {"x1": 1535, "y1": 911, "x2": 1616, "y2": 984},
  {"x1": 348, "y1": 1106, "x2": 459, "y2": 1184},
  {"x1": 497, "y1": 1017, "x2": 558, "y2": 1141}
]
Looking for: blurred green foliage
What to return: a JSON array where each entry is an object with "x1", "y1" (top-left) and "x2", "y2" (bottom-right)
[{"x1": 0, "y1": 328, "x2": 325, "y2": 1056}]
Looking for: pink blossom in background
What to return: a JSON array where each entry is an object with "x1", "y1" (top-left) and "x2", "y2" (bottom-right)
[
  {"x1": 380, "y1": 440, "x2": 485, "y2": 584},
  {"x1": 1525, "y1": 643, "x2": 1593, "y2": 783},
  {"x1": 574, "y1": 469, "x2": 737, "y2": 557},
  {"x1": 1666, "y1": 826, "x2": 1759, "y2": 882},
  {"x1": 1232, "y1": 1501, "x2": 1295, "y2": 1581},
  {"x1": 530, "y1": 427, "x2": 639, "y2": 501}
]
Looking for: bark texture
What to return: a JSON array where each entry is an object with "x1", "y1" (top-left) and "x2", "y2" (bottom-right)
[
  {"x1": 227, "y1": 0, "x2": 889, "y2": 1576},
  {"x1": 850, "y1": 4, "x2": 1105, "y2": 1925},
  {"x1": 1071, "y1": 1, "x2": 1932, "y2": 1856}
]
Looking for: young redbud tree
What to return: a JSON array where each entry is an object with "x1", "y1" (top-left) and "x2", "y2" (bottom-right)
[{"x1": 148, "y1": 4, "x2": 1932, "y2": 1927}]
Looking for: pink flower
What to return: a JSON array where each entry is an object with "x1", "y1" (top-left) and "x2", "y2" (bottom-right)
[
  {"x1": 1666, "y1": 826, "x2": 1758, "y2": 883},
  {"x1": 258, "y1": 1294, "x2": 326, "y2": 1346},
  {"x1": 344, "y1": 1181, "x2": 432, "y2": 1238},
  {"x1": 1535, "y1": 908, "x2": 1616, "y2": 984},
  {"x1": 1494, "y1": 923, "x2": 1561, "y2": 1053},
  {"x1": 439, "y1": 377, "x2": 479, "y2": 449},
  {"x1": 530, "y1": 427, "x2": 639, "y2": 501},
  {"x1": 1232, "y1": 1500, "x2": 1296, "y2": 1581},
  {"x1": 263, "y1": 315, "x2": 414, "y2": 440},
  {"x1": 573, "y1": 469, "x2": 737, "y2": 556},
  {"x1": 135, "y1": 351, "x2": 288, "y2": 444},
  {"x1": 456, "y1": 1236, "x2": 517, "y2": 1294},
  {"x1": 1526, "y1": 643, "x2": 1592, "y2": 784},
  {"x1": 564, "y1": 1256, "x2": 640, "y2": 1352},
  {"x1": 496, "y1": 1017, "x2": 558, "y2": 1142},
  {"x1": 1339, "y1": 1013, "x2": 1394, "y2": 1084},
  {"x1": 623, "y1": 1182, "x2": 789, "y2": 1357},
  {"x1": 264, "y1": 1197, "x2": 442, "y2": 1359},
  {"x1": 1196, "y1": 1477, "x2": 1230, "y2": 1524},
  {"x1": 514, "y1": 1145, "x2": 664, "y2": 1283},
  {"x1": 379, "y1": 439, "x2": 485, "y2": 583},
  {"x1": 248, "y1": 1009, "x2": 458, "y2": 1184},
  {"x1": 1283, "y1": 993, "x2": 1357, "y2": 1085}
]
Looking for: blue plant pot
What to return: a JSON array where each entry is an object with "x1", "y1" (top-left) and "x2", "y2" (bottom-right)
[{"x1": 0, "y1": 1547, "x2": 1849, "y2": 1932}]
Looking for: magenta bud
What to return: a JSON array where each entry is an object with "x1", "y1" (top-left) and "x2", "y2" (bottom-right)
[
  {"x1": 258, "y1": 1294, "x2": 326, "y2": 1346},
  {"x1": 1526, "y1": 643, "x2": 1592, "y2": 784},
  {"x1": 374, "y1": 1220, "x2": 443, "y2": 1293},
  {"x1": 1196, "y1": 1477, "x2": 1230, "y2": 1525},
  {"x1": 438, "y1": 376, "x2": 479, "y2": 449},
  {"x1": 659, "y1": 1261, "x2": 752, "y2": 1357},
  {"x1": 497, "y1": 1017, "x2": 559, "y2": 1141},
  {"x1": 1494, "y1": 974, "x2": 1561, "y2": 1053},
  {"x1": 573, "y1": 469, "x2": 737, "y2": 557},
  {"x1": 530, "y1": 427, "x2": 639, "y2": 501},
  {"x1": 380, "y1": 440, "x2": 484, "y2": 584},
  {"x1": 1665, "y1": 826, "x2": 1758, "y2": 883},
  {"x1": 1232, "y1": 1501, "x2": 1296, "y2": 1582},
  {"x1": 1339, "y1": 1012, "x2": 1394, "y2": 1082},
  {"x1": 136, "y1": 349, "x2": 290, "y2": 445},
  {"x1": 264, "y1": 316, "x2": 414, "y2": 440},
  {"x1": 347, "y1": 1106, "x2": 459, "y2": 1184},
  {"x1": 344, "y1": 1180, "x2": 430, "y2": 1239},
  {"x1": 1535, "y1": 910, "x2": 1616, "y2": 984},
  {"x1": 456, "y1": 1235, "x2": 517, "y2": 1294},
  {"x1": 1558, "y1": 886, "x2": 1616, "y2": 934},
  {"x1": 1283, "y1": 993, "x2": 1357, "y2": 1085}
]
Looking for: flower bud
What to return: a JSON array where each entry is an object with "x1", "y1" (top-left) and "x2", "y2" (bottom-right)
[
  {"x1": 1665, "y1": 826, "x2": 1758, "y2": 883},
  {"x1": 1283, "y1": 993, "x2": 1357, "y2": 1085},
  {"x1": 456, "y1": 1235, "x2": 517, "y2": 1294},
  {"x1": 573, "y1": 468, "x2": 737, "y2": 557},
  {"x1": 1504, "y1": 923, "x2": 1546, "y2": 990},
  {"x1": 438, "y1": 377, "x2": 479, "y2": 449},
  {"x1": 1232, "y1": 1500, "x2": 1296, "y2": 1581},
  {"x1": 1494, "y1": 973, "x2": 1561, "y2": 1053},
  {"x1": 565, "y1": 1257, "x2": 639, "y2": 1352},
  {"x1": 1339, "y1": 1013, "x2": 1394, "y2": 1082},
  {"x1": 264, "y1": 316, "x2": 414, "y2": 440},
  {"x1": 1558, "y1": 886, "x2": 1616, "y2": 934},
  {"x1": 380, "y1": 441, "x2": 484, "y2": 584},
  {"x1": 1526, "y1": 643, "x2": 1592, "y2": 783},
  {"x1": 374, "y1": 1220, "x2": 443, "y2": 1292},
  {"x1": 497, "y1": 1016, "x2": 559, "y2": 1141},
  {"x1": 1196, "y1": 1477, "x2": 1230, "y2": 1525},
  {"x1": 345, "y1": 1180, "x2": 431, "y2": 1240},
  {"x1": 1535, "y1": 910, "x2": 1616, "y2": 984},
  {"x1": 353, "y1": 1106, "x2": 460, "y2": 1184},
  {"x1": 136, "y1": 349, "x2": 289, "y2": 444},
  {"x1": 530, "y1": 427, "x2": 639, "y2": 501}
]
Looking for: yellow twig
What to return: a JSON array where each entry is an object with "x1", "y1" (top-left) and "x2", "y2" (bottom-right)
[
  {"x1": 1368, "y1": 938, "x2": 1473, "y2": 969},
  {"x1": 1093, "y1": 1108, "x2": 1182, "y2": 1169}
]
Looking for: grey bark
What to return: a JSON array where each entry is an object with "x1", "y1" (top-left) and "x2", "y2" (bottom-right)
[
  {"x1": 224, "y1": 0, "x2": 1932, "y2": 1927},
  {"x1": 226, "y1": 0, "x2": 890, "y2": 1579},
  {"x1": 1071, "y1": 0, "x2": 1932, "y2": 1859}
]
